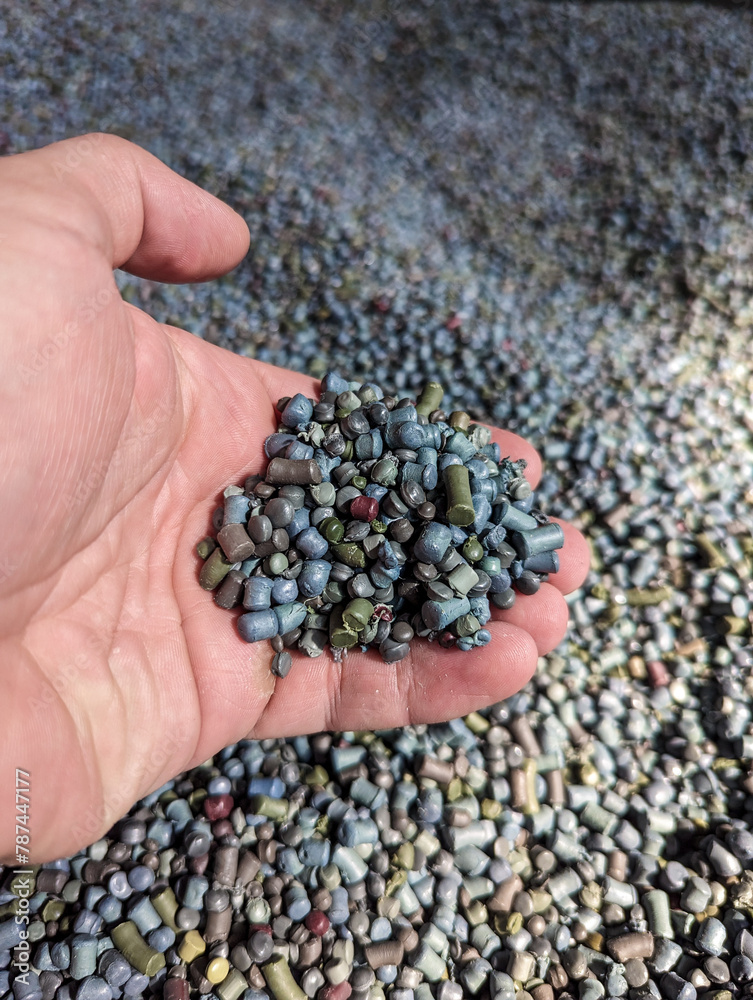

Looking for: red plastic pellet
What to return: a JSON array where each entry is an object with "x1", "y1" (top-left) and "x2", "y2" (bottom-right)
[
  {"x1": 349, "y1": 496, "x2": 379, "y2": 522},
  {"x1": 647, "y1": 660, "x2": 671, "y2": 687},
  {"x1": 319, "y1": 983, "x2": 352, "y2": 1000},
  {"x1": 164, "y1": 979, "x2": 189, "y2": 1000},
  {"x1": 248, "y1": 924, "x2": 273, "y2": 936},
  {"x1": 204, "y1": 794, "x2": 234, "y2": 820},
  {"x1": 305, "y1": 909, "x2": 330, "y2": 936}
]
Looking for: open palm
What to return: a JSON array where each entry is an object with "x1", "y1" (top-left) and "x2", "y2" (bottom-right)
[{"x1": 0, "y1": 135, "x2": 589, "y2": 862}]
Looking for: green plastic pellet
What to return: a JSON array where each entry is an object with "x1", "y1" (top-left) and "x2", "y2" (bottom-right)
[
  {"x1": 310, "y1": 482, "x2": 336, "y2": 506},
  {"x1": 445, "y1": 776, "x2": 464, "y2": 801},
  {"x1": 111, "y1": 921, "x2": 165, "y2": 977},
  {"x1": 696, "y1": 533, "x2": 726, "y2": 569},
  {"x1": 342, "y1": 598, "x2": 375, "y2": 631},
  {"x1": 245, "y1": 897, "x2": 271, "y2": 925},
  {"x1": 455, "y1": 613, "x2": 481, "y2": 638},
  {"x1": 216, "y1": 968, "x2": 248, "y2": 1000},
  {"x1": 304, "y1": 765, "x2": 330, "y2": 786},
  {"x1": 464, "y1": 711, "x2": 490, "y2": 734},
  {"x1": 334, "y1": 391, "x2": 361, "y2": 415},
  {"x1": 351, "y1": 475, "x2": 368, "y2": 489},
  {"x1": 151, "y1": 886, "x2": 180, "y2": 933},
  {"x1": 448, "y1": 562, "x2": 480, "y2": 595},
  {"x1": 625, "y1": 586, "x2": 673, "y2": 607},
  {"x1": 262, "y1": 956, "x2": 307, "y2": 1000},
  {"x1": 449, "y1": 410, "x2": 471, "y2": 431},
  {"x1": 385, "y1": 869, "x2": 408, "y2": 895},
  {"x1": 319, "y1": 516, "x2": 345, "y2": 543},
  {"x1": 266, "y1": 552, "x2": 289, "y2": 576},
  {"x1": 371, "y1": 458, "x2": 399, "y2": 486},
  {"x1": 462, "y1": 535, "x2": 484, "y2": 563},
  {"x1": 199, "y1": 547, "x2": 234, "y2": 590},
  {"x1": 62, "y1": 880, "x2": 82, "y2": 903},
  {"x1": 196, "y1": 537, "x2": 216, "y2": 560},
  {"x1": 9, "y1": 871, "x2": 36, "y2": 896},
  {"x1": 721, "y1": 616, "x2": 749, "y2": 636},
  {"x1": 392, "y1": 843, "x2": 414, "y2": 870},
  {"x1": 248, "y1": 795, "x2": 288, "y2": 820},
  {"x1": 416, "y1": 381, "x2": 444, "y2": 417},
  {"x1": 331, "y1": 542, "x2": 366, "y2": 569},
  {"x1": 465, "y1": 900, "x2": 488, "y2": 927},
  {"x1": 42, "y1": 899, "x2": 66, "y2": 923},
  {"x1": 328, "y1": 605, "x2": 359, "y2": 648},
  {"x1": 413, "y1": 830, "x2": 441, "y2": 857},
  {"x1": 188, "y1": 789, "x2": 207, "y2": 814},
  {"x1": 319, "y1": 863, "x2": 341, "y2": 890},
  {"x1": 530, "y1": 889, "x2": 552, "y2": 913},
  {"x1": 443, "y1": 464, "x2": 475, "y2": 527},
  {"x1": 481, "y1": 798, "x2": 502, "y2": 820}
]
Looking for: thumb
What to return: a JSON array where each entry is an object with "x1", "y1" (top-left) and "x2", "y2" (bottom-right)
[{"x1": 1, "y1": 132, "x2": 250, "y2": 283}]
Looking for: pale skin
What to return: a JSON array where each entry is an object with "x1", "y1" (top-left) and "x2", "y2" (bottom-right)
[{"x1": 0, "y1": 134, "x2": 590, "y2": 863}]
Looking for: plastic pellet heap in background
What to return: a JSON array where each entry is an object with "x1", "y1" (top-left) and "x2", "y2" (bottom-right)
[{"x1": 198, "y1": 374, "x2": 563, "y2": 673}]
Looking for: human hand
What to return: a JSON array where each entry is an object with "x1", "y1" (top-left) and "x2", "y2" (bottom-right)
[{"x1": 0, "y1": 134, "x2": 589, "y2": 862}]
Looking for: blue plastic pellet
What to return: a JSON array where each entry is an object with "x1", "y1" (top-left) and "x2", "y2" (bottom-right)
[
  {"x1": 286, "y1": 506, "x2": 310, "y2": 539},
  {"x1": 416, "y1": 446, "x2": 438, "y2": 466},
  {"x1": 296, "y1": 560, "x2": 331, "y2": 597},
  {"x1": 264, "y1": 433, "x2": 297, "y2": 458},
  {"x1": 106, "y1": 872, "x2": 132, "y2": 901},
  {"x1": 32, "y1": 943, "x2": 55, "y2": 972},
  {"x1": 146, "y1": 927, "x2": 175, "y2": 953},
  {"x1": 238, "y1": 610, "x2": 279, "y2": 642},
  {"x1": 512, "y1": 522, "x2": 565, "y2": 558},
  {"x1": 180, "y1": 875, "x2": 209, "y2": 910},
  {"x1": 275, "y1": 847, "x2": 304, "y2": 876},
  {"x1": 284, "y1": 885, "x2": 311, "y2": 921},
  {"x1": 12, "y1": 971, "x2": 41, "y2": 1000},
  {"x1": 164, "y1": 797, "x2": 193, "y2": 831},
  {"x1": 295, "y1": 527, "x2": 329, "y2": 559},
  {"x1": 75, "y1": 977, "x2": 113, "y2": 1000},
  {"x1": 496, "y1": 501, "x2": 538, "y2": 532},
  {"x1": 126, "y1": 896, "x2": 161, "y2": 935},
  {"x1": 273, "y1": 601, "x2": 307, "y2": 634},
  {"x1": 298, "y1": 838, "x2": 330, "y2": 867},
  {"x1": 248, "y1": 776, "x2": 285, "y2": 798},
  {"x1": 126, "y1": 866, "x2": 154, "y2": 893},
  {"x1": 98, "y1": 952, "x2": 131, "y2": 988},
  {"x1": 72, "y1": 910, "x2": 103, "y2": 935},
  {"x1": 322, "y1": 372, "x2": 349, "y2": 395},
  {"x1": 69, "y1": 935, "x2": 98, "y2": 980},
  {"x1": 421, "y1": 596, "x2": 472, "y2": 630},
  {"x1": 0, "y1": 920, "x2": 24, "y2": 952},
  {"x1": 122, "y1": 974, "x2": 149, "y2": 997},
  {"x1": 469, "y1": 596, "x2": 491, "y2": 625},
  {"x1": 243, "y1": 576, "x2": 274, "y2": 611},
  {"x1": 222, "y1": 494, "x2": 251, "y2": 525},
  {"x1": 523, "y1": 551, "x2": 560, "y2": 574},
  {"x1": 280, "y1": 393, "x2": 313, "y2": 428},
  {"x1": 82, "y1": 887, "x2": 107, "y2": 912}
]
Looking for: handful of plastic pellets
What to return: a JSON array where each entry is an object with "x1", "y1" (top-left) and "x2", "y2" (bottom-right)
[{"x1": 197, "y1": 373, "x2": 564, "y2": 675}]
